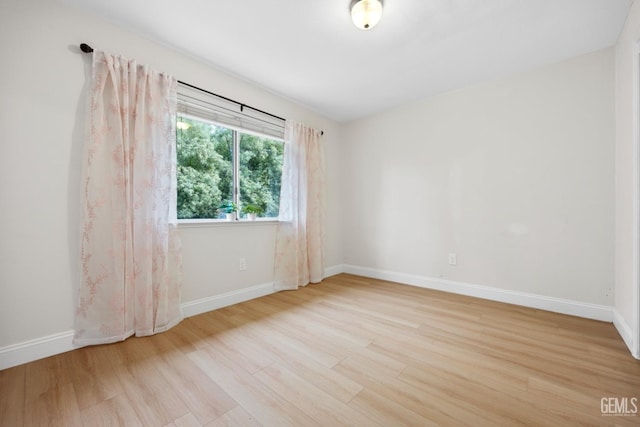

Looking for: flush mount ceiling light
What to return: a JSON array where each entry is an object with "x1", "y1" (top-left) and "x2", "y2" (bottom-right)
[{"x1": 350, "y1": 0, "x2": 383, "y2": 30}]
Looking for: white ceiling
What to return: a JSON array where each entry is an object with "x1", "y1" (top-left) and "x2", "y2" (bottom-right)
[{"x1": 60, "y1": 0, "x2": 633, "y2": 123}]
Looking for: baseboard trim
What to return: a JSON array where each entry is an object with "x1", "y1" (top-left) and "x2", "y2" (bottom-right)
[
  {"x1": 613, "y1": 309, "x2": 639, "y2": 359},
  {"x1": 0, "y1": 263, "x2": 618, "y2": 370},
  {"x1": 0, "y1": 281, "x2": 280, "y2": 370},
  {"x1": 342, "y1": 264, "x2": 613, "y2": 322},
  {"x1": 324, "y1": 264, "x2": 346, "y2": 278},
  {"x1": 0, "y1": 330, "x2": 79, "y2": 371},
  {"x1": 181, "y1": 282, "x2": 275, "y2": 318}
]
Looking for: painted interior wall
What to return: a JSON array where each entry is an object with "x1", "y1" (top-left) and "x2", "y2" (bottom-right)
[
  {"x1": 615, "y1": 0, "x2": 640, "y2": 357},
  {"x1": 0, "y1": 0, "x2": 343, "y2": 349},
  {"x1": 0, "y1": 0, "x2": 634, "y2": 362},
  {"x1": 342, "y1": 48, "x2": 615, "y2": 306}
]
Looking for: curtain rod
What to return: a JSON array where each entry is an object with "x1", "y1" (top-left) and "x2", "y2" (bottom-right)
[
  {"x1": 80, "y1": 43, "x2": 325, "y2": 135},
  {"x1": 80, "y1": 43, "x2": 284, "y2": 122}
]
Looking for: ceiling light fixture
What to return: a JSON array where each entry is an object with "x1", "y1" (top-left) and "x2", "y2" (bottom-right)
[{"x1": 350, "y1": 0, "x2": 383, "y2": 30}]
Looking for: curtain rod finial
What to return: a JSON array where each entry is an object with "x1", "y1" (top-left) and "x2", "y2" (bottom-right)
[{"x1": 80, "y1": 43, "x2": 94, "y2": 53}]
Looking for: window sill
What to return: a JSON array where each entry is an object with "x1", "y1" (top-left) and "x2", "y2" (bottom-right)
[{"x1": 177, "y1": 218, "x2": 279, "y2": 228}]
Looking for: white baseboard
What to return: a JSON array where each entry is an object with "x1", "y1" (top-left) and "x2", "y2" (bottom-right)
[
  {"x1": 181, "y1": 282, "x2": 275, "y2": 318},
  {"x1": 342, "y1": 264, "x2": 614, "y2": 322},
  {"x1": 0, "y1": 264, "x2": 621, "y2": 370},
  {"x1": 613, "y1": 309, "x2": 639, "y2": 359},
  {"x1": 324, "y1": 264, "x2": 346, "y2": 278},
  {"x1": 181, "y1": 265, "x2": 345, "y2": 319},
  {"x1": 0, "y1": 330, "x2": 79, "y2": 371},
  {"x1": 0, "y1": 281, "x2": 278, "y2": 370}
]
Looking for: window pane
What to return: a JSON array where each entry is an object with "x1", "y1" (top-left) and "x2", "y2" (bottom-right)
[
  {"x1": 176, "y1": 116, "x2": 234, "y2": 219},
  {"x1": 239, "y1": 133, "x2": 284, "y2": 218}
]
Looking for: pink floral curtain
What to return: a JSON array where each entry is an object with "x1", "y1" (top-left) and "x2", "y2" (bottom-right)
[
  {"x1": 274, "y1": 121, "x2": 325, "y2": 290},
  {"x1": 74, "y1": 51, "x2": 183, "y2": 346}
]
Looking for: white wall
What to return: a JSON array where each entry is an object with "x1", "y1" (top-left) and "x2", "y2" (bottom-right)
[
  {"x1": 0, "y1": 0, "x2": 343, "y2": 350},
  {"x1": 342, "y1": 48, "x2": 615, "y2": 306},
  {"x1": 1, "y1": 0, "x2": 631, "y2": 364},
  {"x1": 615, "y1": 0, "x2": 640, "y2": 358}
]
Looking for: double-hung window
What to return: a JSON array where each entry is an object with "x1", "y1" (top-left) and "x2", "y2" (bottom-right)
[{"x1": 176, "y1": 83, "x2": 284, "y2": 220}]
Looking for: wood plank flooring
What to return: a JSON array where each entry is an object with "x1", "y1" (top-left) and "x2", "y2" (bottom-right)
[{"x1": 1, "y1": 273, "x2": 639, "y2": 426}]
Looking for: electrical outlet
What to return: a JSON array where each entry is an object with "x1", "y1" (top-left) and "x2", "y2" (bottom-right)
[
  {"x1": 448, "y1": 253, "x2": 457, "y2": 266},
  {"x1": 239, "y1": 257, "x2": 247, "y2": 271}
]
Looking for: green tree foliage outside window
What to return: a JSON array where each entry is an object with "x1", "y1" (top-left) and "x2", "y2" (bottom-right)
[
  {"x1": 239, "y1": 133, "x2": 283, "y2": 218},
  {"x1": 176, "y1": 116, "x2": 283, "y2": 220}
]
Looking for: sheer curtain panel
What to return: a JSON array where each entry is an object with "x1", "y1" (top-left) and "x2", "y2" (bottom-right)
[
  {"x1": 74, "y1": 51, "x2": 183, "y2": 346},
  {"x1": 274, "y1": 121, "x2": 325, "y2": 290}
]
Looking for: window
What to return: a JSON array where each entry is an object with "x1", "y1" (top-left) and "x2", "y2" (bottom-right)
[{"x1": 176, "y1": 83, "x2": 284, "y2": 221}]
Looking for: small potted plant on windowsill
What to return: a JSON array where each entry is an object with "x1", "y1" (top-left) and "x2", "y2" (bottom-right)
[
  {"x1": 219, "y1": 201, "x2": 238, "y2": 221},
  {"x1": 243, "y1": 204, "x2": 264, "y2": 221}
]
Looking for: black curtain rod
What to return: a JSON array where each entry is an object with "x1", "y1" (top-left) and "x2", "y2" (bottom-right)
[
  {"x1": 80, "y1": 43, "x2": 324, "y2": 136},
  {"x1": 80, "y1": 43, "x2": 284, "y2": 121},
  {"x1": 177, "y1": 80, "x2": 285, "y2": 122}
]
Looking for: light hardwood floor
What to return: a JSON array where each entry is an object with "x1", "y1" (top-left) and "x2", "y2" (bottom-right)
[{"x1": 1, "y1": 273, "x2": 639, "y2": 426}]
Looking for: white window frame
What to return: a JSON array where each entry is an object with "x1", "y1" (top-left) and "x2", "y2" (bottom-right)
[{"x1": 176, "y1": 83, "x2": 285, "y2": 224}]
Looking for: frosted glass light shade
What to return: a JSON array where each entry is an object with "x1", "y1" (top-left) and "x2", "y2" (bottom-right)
[{"x1": 350, "y1": 0, "x2": 383, "y2": 30}]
